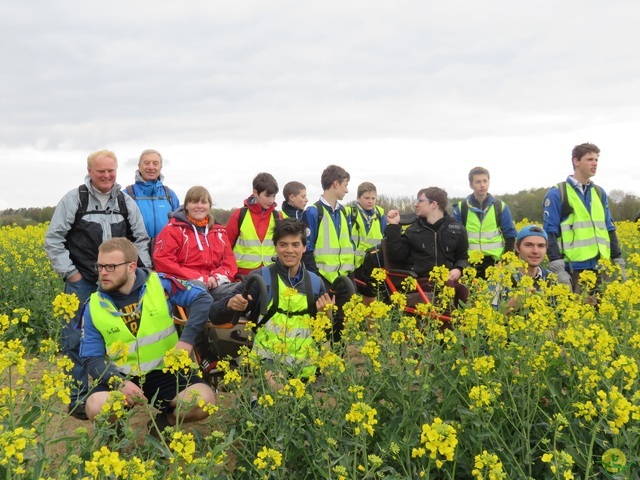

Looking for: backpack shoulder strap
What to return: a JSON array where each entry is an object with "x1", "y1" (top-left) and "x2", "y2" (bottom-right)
[
  {"x1": 238, "y1": 206, "x2": 248, "y2": 227},
  {"x1": 314, "y1": 200, "x2": 324, "y2": 225},
  {"x1": 73, "y1": 185, "x2": 90, "y2": 225},
  {"x1": 163, "y1": 185, "x2": 171, "y2": 199},
  {"x1": 260, "y1": 264, "x2": 280, "y2": 326},
  {"x1": 557, "y1": 181, "x2": 572, "y2": 218},
  {"x1": 303, "y1": 269, "x2": 317, "y2": 317},
  {"x1": 460, "y1": 200, "x2": 469, "y2": 225},
  {"x1": 493, "y1": 199, "x2": 503, "y2": 227},
  {"x1": 125, "y1": 185, "x2": 136, "y2": 199}
]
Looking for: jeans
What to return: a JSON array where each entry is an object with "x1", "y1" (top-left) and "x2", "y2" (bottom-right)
[{"x1": 63, "y1": 277, "x2": 97, "y2": 406}]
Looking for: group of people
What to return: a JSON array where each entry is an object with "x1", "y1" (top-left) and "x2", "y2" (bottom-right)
[{"x1": 43, "y1": 141, "x2": 624, "y2": 437}]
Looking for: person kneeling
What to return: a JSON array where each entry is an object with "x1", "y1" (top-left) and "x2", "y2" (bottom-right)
[
  {"x1": 213, "y1": 218, "x2": 334, "y2": 390},
  {"x1": 80, "y1": 238, "x2": 216, "y2": 438}
]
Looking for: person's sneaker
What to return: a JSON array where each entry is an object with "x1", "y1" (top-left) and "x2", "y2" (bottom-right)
[
  {"x1": 147, "y1": 412, "x2": 172, "y2": 440},
  {"x1": 68, "y1": 402, "x2": 89, "y2": 421}
]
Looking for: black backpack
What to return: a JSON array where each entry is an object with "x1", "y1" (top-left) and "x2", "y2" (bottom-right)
[
  {"x1": 73, "y1": 185, "x2": 131, "y2": 238},
  {"x1": 556, "y1": 181, "x2": 605, "y2": 218}
]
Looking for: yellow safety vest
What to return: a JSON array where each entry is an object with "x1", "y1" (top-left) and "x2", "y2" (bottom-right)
[
  {"x1": 89, "y1": 272, "x2": 178, "y2": 375},
  {"x1": 252, "y1": 275, "x2": 317, "y2": 378},
  {"x1": 313, "y1": 204, "x2": 355, "y2": 283},
  {"x1": 560, "y1": 185, "x2": 610, "y2": 262},
  {"x1": 349, "y1": 205, "x2": 385, "y2": 268},
  {"x1": 233, "y1": 209, "x2": 277, "y2": 270},
  {"x1": 462, "y1": 202, "x2": 505, "y2": 261}
]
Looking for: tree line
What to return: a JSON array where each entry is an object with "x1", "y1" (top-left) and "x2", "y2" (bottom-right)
[{"x1": 2, "y1": 189, "x2": 639, "y2": 228}]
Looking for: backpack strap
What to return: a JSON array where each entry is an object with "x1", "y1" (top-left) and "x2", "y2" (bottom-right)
[
  {"x1": 73, "y1": 185, "x2": 131, "y2": 237},
  {"x1": 460, "y1": 201, "x2": 468, "y2": 225},
  {"x1": 125, "y1": 185, "x2": 136, "y2": 199},
  {"x1": 493, "y1": 199, "x2": 503, "y2": 229}
]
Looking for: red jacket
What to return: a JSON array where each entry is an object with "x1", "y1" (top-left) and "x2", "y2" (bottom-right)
[
  {"x1": 226, "y1": 196, "x2": 281, "y2": 276},
  {"x1": 154, "y1": 212, "x2": 238, "y2": 283}
]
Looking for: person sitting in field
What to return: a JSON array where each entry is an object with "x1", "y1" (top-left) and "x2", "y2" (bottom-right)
[
  {"x1": 212, "y1": 218, "x2": 334, "y2": 390},
  {"x1": 80, "y1": 238, "x2": 216, "y2": 438},
  {"x1": 385, "y1": 187, "x2": 469, "y2": 307},
  {"x1": 491, "y1": 225, "x2": 551, "y2": 311},
  {"x1": 153, "y1": 186, "x2": 238, "y2": 302}
]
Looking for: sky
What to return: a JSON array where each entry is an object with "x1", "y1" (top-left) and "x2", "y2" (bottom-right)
[{"x1": 1, "y1": 0, "x2": 640, "y2": 211}]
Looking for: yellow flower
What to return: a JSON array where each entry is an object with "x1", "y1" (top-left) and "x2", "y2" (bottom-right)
[
  {"x1": 162, "y1": 347, "x2": 198, "y2": 375},
  {"x1": 170, "y1": 431, "x2": 196, "y2": 463},
  {"x1": 472, "y1": 450, "x2": 506, "y2": 479},
  {"x1": 253, "y1": 446, "x2": 283, "y2": 471},
  {"x1": 418, "y1": 418, "x2": 458, "y2": 465},
  {"x1": 345, "y1": 402, "x2": 378, "y2": 437}
]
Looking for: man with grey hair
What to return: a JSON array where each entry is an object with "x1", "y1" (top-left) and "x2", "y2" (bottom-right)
[
  {"x1": 45, "y1": 149, "x2": 151, "y2": 420},
  {"x1": 125, "y1": 149, "x2": 180, "y2": 239}
]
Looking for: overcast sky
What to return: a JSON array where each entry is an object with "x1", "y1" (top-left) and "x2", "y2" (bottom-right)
[{"x1": 1, "y1": 1, "x2": 639, "y2": 211}]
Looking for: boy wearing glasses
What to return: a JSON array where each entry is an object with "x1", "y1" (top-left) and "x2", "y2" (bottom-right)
[
  {"x1": 80, "y1": 238, "x2": 216, "y2": 438},
  {"x1": 386, "y1": 187, "x2": 469, "y2": 305}
]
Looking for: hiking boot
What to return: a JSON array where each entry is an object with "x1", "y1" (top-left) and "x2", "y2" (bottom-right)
[
  {"x1": 69, "y1": 402, "x2": 89, "y2": 421},
  {"x1": 147, "y1": 412, "x2": 172, "y2": 440}
]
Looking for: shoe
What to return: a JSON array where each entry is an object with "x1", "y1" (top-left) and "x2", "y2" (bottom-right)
[
  {"x1": 147, "y1": 412, "x2": 172, "y2": 440},
  {"x1": 69, "y1": 402, "x2": 89, "y2": 421}
]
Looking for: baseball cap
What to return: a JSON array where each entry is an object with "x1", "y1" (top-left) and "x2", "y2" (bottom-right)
[{"x1": 516, "y1": 225, "x2": 548, "y2": 244}]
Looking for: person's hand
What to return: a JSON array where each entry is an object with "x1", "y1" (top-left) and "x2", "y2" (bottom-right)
[
  {"x1": 68, "y1": 272, "x2": 83, "y2": 283},
  {"x1": 386, "y1": 209, "x2": 400, "y2": 225},
  {"x1": 315, "y1": 292, "x2": 335, "y2": 312},
  {"x1": 227, "y1": 294, "x2": 250, "y2": 311},
  {"x1": 119, "y1": 380, "x2": 147, "y2": 407},
  {"x1": 548, "y1": 259, "x2": 572, "y2": 286},
  {"x1": 448, "y1": 269, "x2": 461, "y2": 282},
  {"x1": 613, "y1": 257, "x2": 627, "y2": 281},
  {"x1": 175, "y1": 340, "x2": 193, "y2": 355},
  {"x1": 206, "y1": 275, "x2": 218, "y2": 289}
]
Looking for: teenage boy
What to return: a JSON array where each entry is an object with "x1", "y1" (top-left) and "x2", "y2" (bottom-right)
[
  {"x1": 543, "y1": 142, "x2": 624, "y2": 292},
  {"x1": 492, "y1": 225, "x2": 551, "y2": 310},
  {"x1": 80, "y1": 238, "x2": 216, "y2": 437},
  {"x1": 348, "y1": 182, "x2": 386, "y2": 304},
  {"x1": 281, "y1": 181, "x2": 308, "y2": 219},
  {"x1": 226, "y1": 172, "x2": 282, "y2": 277},
  {"x1": 386, "y1": 187, "x2": 469, "y2": 307},
  {"x1": 453, "y1": 167, "x2": 517, "y2": 278},
  {"x1": 212, "y1": 218, "x2": 334, "y2": 388},
  {"x1": 302, "y1": 165, "x2": 356, "y2": 342}
]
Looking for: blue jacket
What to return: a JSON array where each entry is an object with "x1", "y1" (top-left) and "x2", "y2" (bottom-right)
[
  {"x1": 543, "y1": 176, "x2": 619, "y2": 270},
  {"x1": 126, "y1": 171, "x2": 180, "y2": 238}
]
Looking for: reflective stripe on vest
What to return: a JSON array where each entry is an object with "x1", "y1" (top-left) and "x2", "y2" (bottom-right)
[
  {"x1": 313, "y1": 206, "x2": 355, "y2": 283},
  {"x1": 252, "y1": 275, "x2": 317, "y2": 378},
  {"x1": 462, "y1": 201, "x2": 505, "y2": 260},
  {"x1": 89, "y1": 272, "x2": 178, "y2": 375},
  {"x1": 351, "y1": 206, "x2": 384, "y2": 268},
  {"x1": 559, "y1": 185, "x2": 610, "y2": 262},
  {"x1": 233, "y1": 211, "x2": 276, "y2": 270}
]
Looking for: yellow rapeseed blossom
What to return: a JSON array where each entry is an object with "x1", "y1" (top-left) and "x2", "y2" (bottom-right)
[
  {"x1": 370, "y1": 267, "x2": 387, "y2": 285},
  {"x1": 170, "y1": 431, "x2": 196, "y2": 463},
  {"x1": 345, "y1": 402, "x2": 378, "y2": 436},
  {"x1": 83, "y1": 446, "x2": 127, "y2": 478},
  {"x1": 413, "y1": 418, "x2": 458, "y2": 467},
  {"x1": 163, "y1": 347, "x2": 199, "y2": 375},
  {"x1": 472, "y1": 450, "x2": 506, "y2": 480},
  {"x1": 468, "y1": 249, "x2": 485, "y2": 266},
  {"x1": 278, "y1": 378, "x2": 307, "y2": 399},
  {"x1": 52, "y1": 292, "x2": 80, "y2": 322},
  {"x1": 0, "y1": 426, "x2": 37, "y2": 474},
  {"x1": 253, "y1": 446, "x2": 283, "y2": 472}
]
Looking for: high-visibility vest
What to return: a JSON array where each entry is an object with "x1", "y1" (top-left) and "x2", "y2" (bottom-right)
[
  {"x1": 462, "y1": 201, "x2": 505, "y2": 261},
  {"x1": 312, "y1": 203, "x2": 355, "y2": 283},
  {"x1": 89, "y1": 272, "x2": 178, "y2": 375},
  {"x1": 252, "y1": 274, "x2": 317, "y2": 378},
  {"x1": 349, "y1": 205, "x2": 385, "y2": 268},
  {"x1": 559, "y1": 184, "x2": 610, "y2": 262},
  {"x1": 233, "y1": 208, "x2": 277, "y2": 270}
]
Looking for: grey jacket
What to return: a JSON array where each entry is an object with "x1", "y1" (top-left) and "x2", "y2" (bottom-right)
[{"x1": 44, "y1": 176, "x2": 151, "y2": 282}]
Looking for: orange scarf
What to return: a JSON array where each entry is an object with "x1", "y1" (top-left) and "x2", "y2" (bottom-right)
[{"x1": 187, "y1": 215, "x2": 209, "y2": 227}]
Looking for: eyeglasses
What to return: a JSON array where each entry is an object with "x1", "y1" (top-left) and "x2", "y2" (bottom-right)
[
  {"x1": 416, "y1": 198, "x2": 434, "y2": 204},
  {"x1": 94, "y1": 262, "x2": 131, "y2": 272}
]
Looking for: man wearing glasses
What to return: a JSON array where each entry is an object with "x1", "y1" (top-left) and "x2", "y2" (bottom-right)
[
  {"x1": 80, "y1": 238, "x2": 215, "y2": 437},
  {"x1": 385, "y1": 187, "x2": 469, "y2": 306},
  {"x1": 44, "y1": 150, "x2": 150, "y2": 420}
]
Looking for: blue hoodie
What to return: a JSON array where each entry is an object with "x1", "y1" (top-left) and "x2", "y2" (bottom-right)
[{"x1": 126, "y1": 171, "x2": 180, "y2": 238}]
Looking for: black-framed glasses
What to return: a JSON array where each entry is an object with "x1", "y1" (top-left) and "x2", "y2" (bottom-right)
[{"x1": 94, "y1": 262, "x2": 131, "y2": 273}]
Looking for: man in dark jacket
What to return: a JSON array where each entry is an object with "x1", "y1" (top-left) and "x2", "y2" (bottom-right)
[{"x1": 385, "y1": 186, "x2": 469, "y2": 306}]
